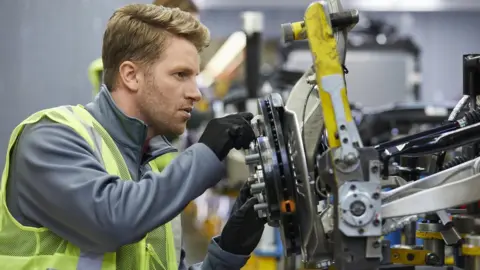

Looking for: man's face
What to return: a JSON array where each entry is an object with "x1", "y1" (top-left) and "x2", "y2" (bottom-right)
[{"x1": 136, "y1": 35, "x2": 202, "y2": 136}]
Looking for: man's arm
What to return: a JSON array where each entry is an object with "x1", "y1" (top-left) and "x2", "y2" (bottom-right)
[{"x1": 9, "y1": 120, "x2": 224, "y2": 253}]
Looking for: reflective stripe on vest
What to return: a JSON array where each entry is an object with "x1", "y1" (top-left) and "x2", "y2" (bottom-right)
[{"x1": 0, "y1": 105, "x2": 179, "y2": 270}]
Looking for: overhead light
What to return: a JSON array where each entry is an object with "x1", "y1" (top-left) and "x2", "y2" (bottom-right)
[
  {"x1": 350, "y1": 0, "x2": 443, "y2": 11},
  {"x1": 376, "y1": 34, "x2": 387, "y2": 45}
]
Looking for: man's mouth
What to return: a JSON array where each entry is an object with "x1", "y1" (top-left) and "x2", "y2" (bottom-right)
[{"x1": 181, "y1": 107, "x2": 193, "y2": 113}]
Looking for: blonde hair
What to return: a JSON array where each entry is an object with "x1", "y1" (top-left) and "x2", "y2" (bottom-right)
[
  {"x1": 153, "y1": 0, "x2": 199, "y2": 13},
  {"x1": 102, "y1": 4, "x2": 210, "y2": 90}
]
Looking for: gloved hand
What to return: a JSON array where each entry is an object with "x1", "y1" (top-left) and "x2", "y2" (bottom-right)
[
  {"x1": 218, "y1": 183, "x2": 266, "y2": 255},
  {"x1": 199, "y1": 112, "x2": 255, "y2": 160}
]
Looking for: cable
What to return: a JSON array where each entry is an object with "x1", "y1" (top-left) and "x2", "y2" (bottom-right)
[
  {"x1": 301, "y1": 84, "x2": 317, "y2": 154},
  {"x1": 441, "y1": 155, "x2": 472, "y2": 171},
  {"x1": 437, "y1": 95, "x2": 470, "y2": 170}
]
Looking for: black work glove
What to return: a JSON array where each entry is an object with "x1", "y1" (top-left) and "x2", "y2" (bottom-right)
[
  {"x1": 199, "y1": 112, "x2": 255, "y2": 160},
  {"x1": 218, "y1": 183, "x2": 267, "y2": 255}
]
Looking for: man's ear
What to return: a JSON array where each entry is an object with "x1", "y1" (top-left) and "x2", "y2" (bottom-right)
[{"x1": 119, "y1": 61, "x2": 141, "y2": 93}]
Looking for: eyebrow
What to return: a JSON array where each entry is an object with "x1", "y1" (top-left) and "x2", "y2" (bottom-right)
[{"x1": 172, "y1": 65, "x2": 198, "y2": 75}]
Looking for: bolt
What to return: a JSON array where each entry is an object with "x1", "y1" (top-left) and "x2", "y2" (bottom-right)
[
  {"x1": 372, "y1": 241, "x2": 380, "y2": 249},
  {"x1": 406, "y1": 253, "x2": 415, "y2": 261},
  {"x1": 371, "y1": 166, "x2": 379, "y2": 174},
  {"x1": 426, "y1": 253, "x2": 441, "y2": 266},
  {"x1": 350, "y1": 184, "x2": 356, "y2": 190},
  {"x1": 350, "y1": 201, "x2": 366, "y2": 216},
  {"x1": 245, "y1": 153, "x2": 261, "y2": 164},
  {"x1": 372, "y1": 192, "x2": 380, "y2": 200},
  {"x1": 369, "y1": 204, "x2": 373, "y2": 208},
  {"x1": 373, "y1": 219, "x2": 380, "y2": 226},
  {"x1": 345, "y1": 153, "x2": 357, "y2": 164},
  {"x1": 358, "y1": 228, "x2": 364, "y2": 234}
]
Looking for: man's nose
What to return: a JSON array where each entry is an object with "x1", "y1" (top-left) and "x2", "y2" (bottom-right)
[{"x1": 187, "y1": 86, "x2": 202, "y2": 102}]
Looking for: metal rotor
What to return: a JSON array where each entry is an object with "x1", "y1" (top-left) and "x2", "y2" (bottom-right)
[{"x1": 245, "y1": 93, "x2": 302, "y2": 256}]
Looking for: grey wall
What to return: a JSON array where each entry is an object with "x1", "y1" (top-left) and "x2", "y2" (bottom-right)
[
  {"x1": 0, "y1": 0, "x2": 150, "y2": 166},
  {"x1": 1, "y1": 2, "x2": 480, "y2": 166}
]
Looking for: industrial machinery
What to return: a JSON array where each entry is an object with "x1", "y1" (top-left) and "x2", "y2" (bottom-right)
[
  {"x1": 276, "y1": 16, "x2": 421, "y2": 108},
  {"x1": 243, "y1": 1, "x2": 480, "y2": 269}
]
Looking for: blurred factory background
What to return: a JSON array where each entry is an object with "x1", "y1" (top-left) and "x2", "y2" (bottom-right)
[
  {"x1": 2, "y1": 0, "x2": 480, "y2": 164},
  {"x1": 1, "y1": 0, "x2": 480, "y2": 268},
  {"x1": 2, "y1": 0, "x2": 480, "y2": 166}
]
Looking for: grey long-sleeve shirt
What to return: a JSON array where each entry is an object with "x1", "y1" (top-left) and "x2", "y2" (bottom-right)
[{"x1": 4, "y1": 86, "x2": 249, "y2": 270}]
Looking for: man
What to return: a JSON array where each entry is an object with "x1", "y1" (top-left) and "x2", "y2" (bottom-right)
[
  {"x1": 89, "y1": 0, "x2": 200, "y2": 96},
  {"x1": 0, "y1": 4, "x2": 265, "y2": 270},
  {"x1": 88, "y1": 0, "x2": 211, "y2": 141}
]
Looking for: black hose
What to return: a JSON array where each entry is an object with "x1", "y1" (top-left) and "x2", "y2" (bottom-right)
[
  {"x1": 441, "y1": 155, "x2": 472, "y2": 171},
  {"x1": 464, "y1": 109, "x2": 480, "y2": 125}
]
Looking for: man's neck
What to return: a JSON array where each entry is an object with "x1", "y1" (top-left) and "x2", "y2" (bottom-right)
[
  {"x1": 110, "y1": 89, "x2": 143, "y2": 122},
  {"x1": 110, "y1": 88, "x2": 154, "y2": 142}
]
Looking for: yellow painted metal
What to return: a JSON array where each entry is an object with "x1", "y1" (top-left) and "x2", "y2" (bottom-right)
[
  {"x1": 203, "y1": 215, "x2": 222, "y2": 239},
  {"x1": 303, "y1": 2, "x2": 353, "y2": 148},
  {"x1": 445, "y1": 256, "x2": 454, "y2": 265},
  {"x1": 391, "y1": 248, "x2": 429, "y2": 265},
  {"x1": 462, "y1": 245, "x2": 480, "y2": 256},
  {"x1": 416, "y1": 231, "x2": 443, "y2": 240},
  {"x1": 241, "y1": 255, "x2": 277, "y2": 270},
  {"x1": 291, "y1": 21, "x2": 307, "y2": 41}
]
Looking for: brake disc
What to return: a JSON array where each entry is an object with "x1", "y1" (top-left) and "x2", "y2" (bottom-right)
[{"x1": 245, "y1": 93, "x2": 301, "y2": 255}]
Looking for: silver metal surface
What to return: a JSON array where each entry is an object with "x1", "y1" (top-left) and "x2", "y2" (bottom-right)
[
  {"x1": 436, "y1": 210, "x2": 452, "y2": 225},
  {"x1": 365, "y1": 237, "x2": 382, "y2": 259},
  {"x1": 338, "y1": 182, "x2": 381, "y2": 236},
  {"x1": 418, "y1": 222, "x2": 443, "y2": 232},
  {"x1": 317, "y1": 147, "x2": 383, "y2": 270},
  {"x1": 465, "y1": 235, "x2": 480, "y2": 270},
  {"x1": 284, "y1": 67, "x2": 323, "y2": 172},
  {"x1": 283, "y1": 101, "x2": 331, "y2": 264},
  {"x1": 245, "y1": 153, "x2": 260, "y2": 164},
  {"x1": 466, "y1": 235, "x2": 480, "y2": 247},
  {"x1": 424, "y1": 239, "x2": 445, "y2": 263},
  {"x1": 465, "y1": 256, "x2": 480, "y2": 270},
  {"x1": 381, "y1": 176, "x2": 408, "y2": 189},
  {"x1": 382, "y1": 158, "x2": 480, "y2": 218},
  {"x1": 382, "y1": 157, "x2": 478, "y2": 202},
  {"x1": 404, "y1": 222, "x2": 417, "y2": 245},
  {"x1": 383, "y1": 215, "x2": 419, "y2": 234},
  {"x1": 441, "y1": 227, "x2": 462, "y2": 246}
]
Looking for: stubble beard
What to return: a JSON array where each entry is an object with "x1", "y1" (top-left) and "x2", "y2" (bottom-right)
[{"x1": 139, "y1": 79, "x2": 168, "y2": 137}]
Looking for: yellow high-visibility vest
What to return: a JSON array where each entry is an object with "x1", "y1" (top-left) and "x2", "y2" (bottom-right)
[{"x1": 0, "y1": 104, "x2": 178, "y2": 270}]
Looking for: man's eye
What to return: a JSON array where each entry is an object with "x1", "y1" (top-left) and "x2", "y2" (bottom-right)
[{"x1": 175, "y1": 72, "x2": 187, "y2": 79}]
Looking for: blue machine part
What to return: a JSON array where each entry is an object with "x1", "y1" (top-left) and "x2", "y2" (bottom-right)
[
  {"x1": 384, "y1": 229, "x2": 402, "y2": 246},
  {"x1": 254, "y1": 227, "x2": 283, "y2": 258},
  {"x1": 416, "y1": 174, "x2": 429, "y2": 246},
  {"x1": 383, "y1": 188, "x2": 402, "y2": 246}
]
